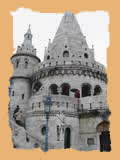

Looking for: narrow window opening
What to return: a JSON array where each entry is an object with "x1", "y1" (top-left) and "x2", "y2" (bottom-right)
[
  {"x1": 57, "y1": 125, "x2": 60, "y2": 141},
  {"x1": 66, "y1": 102, "x2": 69, "y2": 108},
  {"x1": 16, "y1": 60, "x2": 19, "y2": 68},
  {"x1": 12, "y1": 91, "x2": 14, "y2": 96},
  {"x1": 90, "y1": 103, "x2": 92, "y2": 109},
  {"x1": 22, "y1": 94, "x2": 24, "y2": 100},
  {"x1": 47, "y1": 55, "x2": 50, "y2": 60},
  {"x1": 39, "y1": 102, "x2": 41, "y2": 108},
  {"x1": 26, "y1": 134, "x2": 29, "y2": 142},
  {"x1": 84, "y1": 53, "x2": 88, "y2": 58},
  {"x1": 32, "y1": 103, "x2": 34, "y2": 109},
  {"x1": 41, "y1": 126, "x2": 46, "y2": 135}
]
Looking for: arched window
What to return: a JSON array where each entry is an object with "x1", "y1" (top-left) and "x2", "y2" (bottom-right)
[
  {"x1": 94, "y1": 85, "x2": 102, "y2": 96},
  {"x1": 63, "y1": 50, "x2": 69, "y2": 57},
  {"x1": 24, "y1": 58, "x2": 29, "y2": 69},
  {"x1": 61, "y1": 83, "x2": 70, "y2": 96},
  {"x1": 47, "y1": 55, "x2": 50, "y2": 60},
  {"x1": 82, "y1": 83, "x2": 91, "y2": 97},
  {"x1": 25, "y1": 61, "x2": 28, "y2": 68},
  {"x1": 49, "y1": 84, "x2": 58, "y2": 95}
]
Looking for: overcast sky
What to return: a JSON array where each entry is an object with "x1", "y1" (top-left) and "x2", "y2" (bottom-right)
[{"x1": 11, "y1": 8, "x2": 109, "y2": 66}]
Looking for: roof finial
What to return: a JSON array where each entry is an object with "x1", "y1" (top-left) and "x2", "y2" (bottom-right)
[
  {"x1": 27, "y1": 24, "x2": 31, "y2": 34},
  {"x1": 29, "y1": 24, "x2": 31, "y2": 29}
]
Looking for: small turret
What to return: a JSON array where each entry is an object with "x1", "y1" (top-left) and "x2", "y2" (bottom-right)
[
  {"x1": 9, "y1": 25, "x2": 41, "y2": 112},
  {"x1": 11, "y1": 25, "x2": 40, "y2": 77}
]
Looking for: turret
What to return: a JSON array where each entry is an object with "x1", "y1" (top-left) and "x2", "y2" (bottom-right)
[
  {"x1": 11, "y1": 25, "x2": 40, "y2": 77},
  {"x1": 9, "y1": 25, "x2": 41, "y2": 112}
]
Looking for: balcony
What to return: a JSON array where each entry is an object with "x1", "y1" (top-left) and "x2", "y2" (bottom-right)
[
  {"x1": 28, "y1": 94, "x2": 108, "y2": 115},
  {"x1": 78, "y1": 108, "x2": 111, "y2": 118}
]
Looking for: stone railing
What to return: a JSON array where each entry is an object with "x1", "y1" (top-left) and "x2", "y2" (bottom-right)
[
  {"x1": 27, "y1": 94, "x2": 108, "y2": 113},
  {"x1": 34, "y1": 60, "x2": 106, "y2": 73}
]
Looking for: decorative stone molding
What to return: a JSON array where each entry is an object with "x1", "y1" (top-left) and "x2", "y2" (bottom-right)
[{"x1": 31, "y1": 65, "x2": 107, "y2": 84}]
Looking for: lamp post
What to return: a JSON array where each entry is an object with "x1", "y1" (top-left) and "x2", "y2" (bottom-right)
[{"x1": 43, "y1": 94, "x2": 53, "y2": 152}]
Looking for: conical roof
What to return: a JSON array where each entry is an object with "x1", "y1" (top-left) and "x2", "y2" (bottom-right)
[
  {"x1": 44, "y1": 11, "x2": 91, "y2": 63},
  {"x1": 54, "y1": 11, "x2": 83, "y2": 40}
]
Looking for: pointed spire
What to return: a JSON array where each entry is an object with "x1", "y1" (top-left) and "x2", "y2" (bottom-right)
[
  {"x1": 54, "y1": 11, "x2": 83, "y2": 39},
  {"x1": 16, "y1": 25, "x2": 37, "y2": 56},
  {"x1": 27, "y1": 24, "x2": 31, "y2": 34},
  {"x1": 24, "y1": 24, "x2": 32, "y2": 37},
  {"x1": 23, "y1": 25, "x2": 33, "y2": 48}
]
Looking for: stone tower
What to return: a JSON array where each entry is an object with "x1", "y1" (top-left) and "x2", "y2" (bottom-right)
[
  {"x1": 8, "y1": 12, "x2": 111, "y2": 151},
  {"x1": 9, "y1": 25, "x2": 40, "y2": 148}
]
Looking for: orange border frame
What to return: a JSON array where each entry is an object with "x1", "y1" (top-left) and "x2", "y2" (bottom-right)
[{"x1": 0, "y1": 0, "x2": 119, "y2": 159}]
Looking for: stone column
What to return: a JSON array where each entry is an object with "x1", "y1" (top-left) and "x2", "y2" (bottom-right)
[
  {"x1": 57, "y1": 86, "x2": 62, "y2": 95},
  {"x1": 91, "y1": 86, "x2": 94, "y2": 96}
]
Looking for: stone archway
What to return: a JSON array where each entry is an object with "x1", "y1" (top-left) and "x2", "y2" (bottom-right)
[
  {"x1": 49, "y1": 84, "x2": 58, "y2": 95},
  {"x1": 94, "y1": 85, "x2": 102, "y2": 96},
  {"x1": 61, "y1": 83, "x2": 70, "y2": 96},
  {"x1": 64, "y1": 127, "x2": 71, "y2": 149},
  {"x1": 81, "y1": 83, "x2": 91, "y2": 97},
  {"x1": 96, "y1": 121, "x2": 111, "y2": 152}
]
